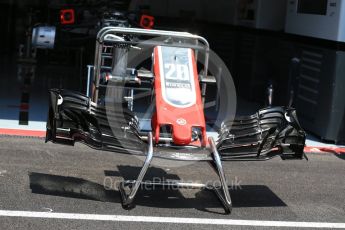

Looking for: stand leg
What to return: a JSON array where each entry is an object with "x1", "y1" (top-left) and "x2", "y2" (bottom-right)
[
  {"x1": 119, "y1": 132, "x2": 153, "y2": 209},
  {"x1": 209, "y1": 137, "x2": 232, "y2": 214},
  {"x1": 118, "y1": 134, "x2": 232, "y2": 214}
]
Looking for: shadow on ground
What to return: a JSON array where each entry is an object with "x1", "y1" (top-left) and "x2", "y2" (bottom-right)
[{"x1": 29, "y1": 166, "x2": 287, "y2": 214}]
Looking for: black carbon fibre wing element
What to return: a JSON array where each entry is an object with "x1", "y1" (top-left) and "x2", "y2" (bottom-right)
[
  {"x1": 217, "y1": 107, "x2": 307, "y2": 161},
  {"x1": 46, "y1": 89, "x2": 146, "y2": 155}
]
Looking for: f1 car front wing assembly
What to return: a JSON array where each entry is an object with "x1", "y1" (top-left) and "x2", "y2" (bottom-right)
[{"x1": 46, "y1": 89, "x2": 306, "y2": 214}]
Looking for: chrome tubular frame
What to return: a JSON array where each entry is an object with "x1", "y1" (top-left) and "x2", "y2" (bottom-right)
[{"x1": 91, "y1": 27, "x2": 210, "y2": 103}]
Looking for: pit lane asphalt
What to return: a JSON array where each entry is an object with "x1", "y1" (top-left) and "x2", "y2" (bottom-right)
[{"x1": 0, "y1": 136, "x2": 344, "y2": 229}]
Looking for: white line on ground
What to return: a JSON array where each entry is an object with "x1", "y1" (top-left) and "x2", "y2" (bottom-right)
[{"x1": 0, "y1": 210, "x2": 344, "y2": 228}]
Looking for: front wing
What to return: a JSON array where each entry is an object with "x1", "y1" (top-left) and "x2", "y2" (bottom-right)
[{"x1": 46, "y1": 89, "x2": 306, "y2": 161}]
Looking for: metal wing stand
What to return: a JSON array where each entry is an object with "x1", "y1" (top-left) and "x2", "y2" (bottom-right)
[{"x1": 118, "y1": 133, "x2": 232, "y2": 214}]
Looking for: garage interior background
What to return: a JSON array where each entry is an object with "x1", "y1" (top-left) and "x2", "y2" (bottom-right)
[{"x1": 0, "y1": 0, "x2": 344, "y2": 144}]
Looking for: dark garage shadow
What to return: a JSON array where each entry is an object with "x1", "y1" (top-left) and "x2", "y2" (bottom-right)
[{"x1": 29, "y1": 167, "x2": 286, "y2": 214}]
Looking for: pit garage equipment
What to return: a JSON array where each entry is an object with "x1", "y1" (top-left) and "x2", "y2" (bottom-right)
[{"x1": 46, "y1": 27, "x2": 306, "y2": 214}]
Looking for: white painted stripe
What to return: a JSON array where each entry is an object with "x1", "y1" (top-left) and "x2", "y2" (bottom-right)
[{"x1": 0, "y1": 210, "x2": 344, "y2": 228}]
